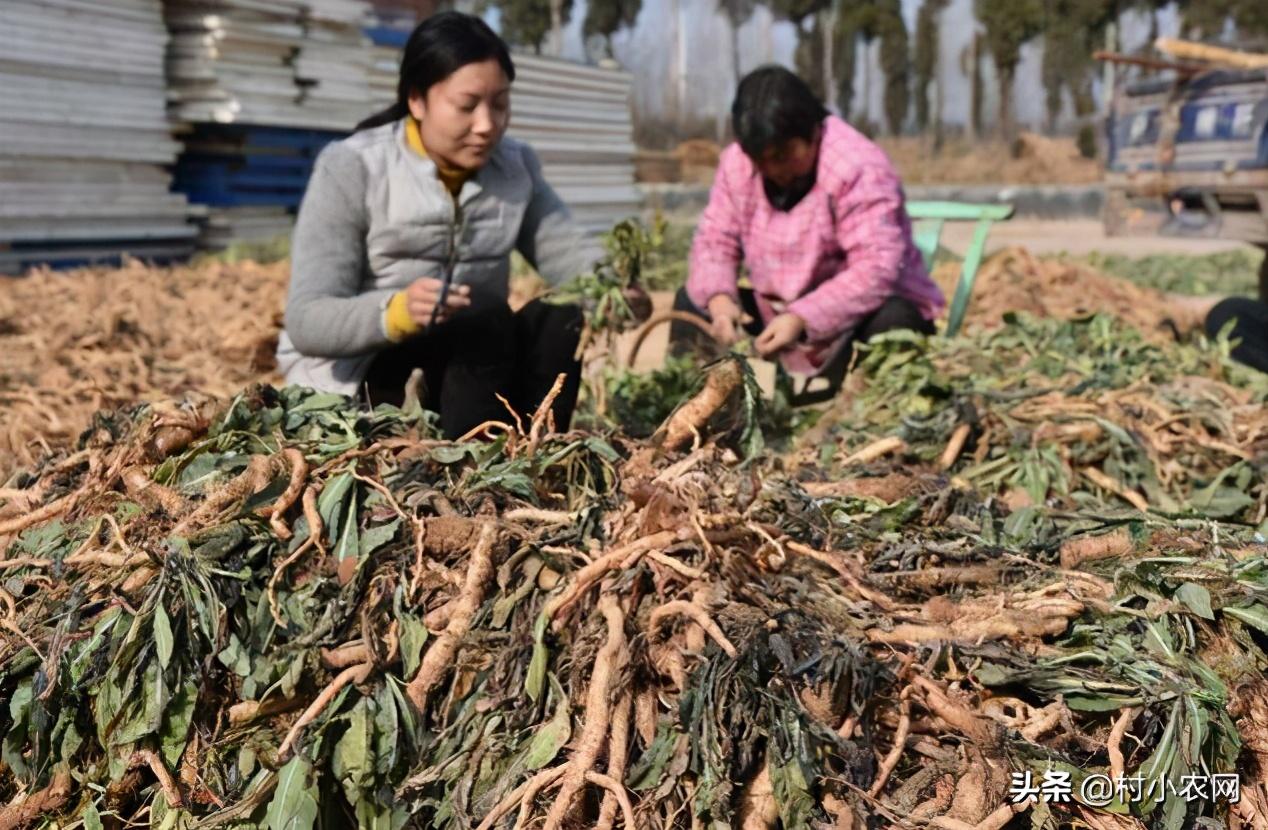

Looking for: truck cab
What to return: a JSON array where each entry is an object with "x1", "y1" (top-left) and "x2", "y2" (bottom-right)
[{"x1": 1103, "y1": 66, "x2": 1268, "y2": 298}]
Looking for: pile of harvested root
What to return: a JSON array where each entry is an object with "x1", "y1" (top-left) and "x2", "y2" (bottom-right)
[
  {"x1": 0, "y1": 245, "x2": 1230, "y2": 482},
  {"x1": 805, "y1": 310, "x2": 1268, "y2": 526},
  {"x1": 2, "y1": 340, "x2": 1268, "y2": 829},
  {"x1": 0, "y1": 258, "x2": 286, "y2": 476}
]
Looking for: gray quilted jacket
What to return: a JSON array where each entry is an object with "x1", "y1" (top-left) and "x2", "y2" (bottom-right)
[{"x1": 276, "y1": 118, "x2": 601, "y2": 396}]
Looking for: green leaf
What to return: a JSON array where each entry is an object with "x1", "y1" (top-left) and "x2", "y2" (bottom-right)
[
  {"x1": 265, "y1": 756, "x2": 320, "y2": 830},
  {"x1": 491, "y1": 558, "x2": 544, "y2": 629},
  {"x1": 333, "y1": 699, "x2": 374, "y2": 803},
  {"x1": 83, "y1": 801, "x2": 104, "y2": 830},
  {"x1": 399, "y1": 614, "x2": 428, "y2": 679},
  {"x1": 526, "y1": 639, "x2": 549, "y2": 703},
  {"x1": 1225, "y1": 603, "x2": 1268, "y2": 635},
  {"x1": 317, "y1": 472, "x2": 354, "y2": 546},
  {"x1": 2, "y1": 679, "x2": 35, "y2": 778},
  {"x1": 1174, "y1": 583, "x2": 1214, "y2": 620},
  {"x1": 524, "y1": 675, "x2": 571, "y2": 770},
  {"x1": 154, "y1": 606, "x2": 175, "y2": 670},
  {"x1": 334, "y1": 489, "x2": 360, "y2": 562},
  {"x1": 354, "y1": 802, "x2": 406, "y2": 830},
  {"x1": 161, "y1": 678, "x2": 199, "y2": 768},
  {"x1": 218, "y1": 634, "x2": 252, "y2": 677},
  {"x1": 359, "y1": 519, "x2": 401, "y2": 559},
  {"x1": 287, "y1": 392, "x2": 349, "y2": 413},
  {"x1": 429, "y1": 445, "x2": 476, "y2": 464}
]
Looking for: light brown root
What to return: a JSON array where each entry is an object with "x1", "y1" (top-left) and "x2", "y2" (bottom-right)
[
  {"x1": 585, "y1": 771, "x2": 638, "y2": 830},
  {"x1": 173, "y1": 454, "x2": 274, "y2": 536},
  {"x1": 785, "y1": 541, "x2": 896, "y2": 611},
  {"x1": 1107, "y1": 707, "x2": 1138, "y2": 782},
  {"x1": 1059, "y1": 528, "x2": 1134, "y2": 569},
  {"x1": 910, "y1": 675, "x2": 995, "y2": 747},
  {"x1": 265, "y1": 448, "x2": 307, "y2": 540},
  {"x1": 738, "y1": 758, "x2": 778, "y2": 830},
  {"x1": 228, "y1": 696, "x2": 304, "y2": 727},
  {"x1": 503, "y1": 507, "x2": 576, "y2": 525},
  {"x1": 635, "y1": 690, "x2": 658, "y2": 746},
  {"x1": 525, "y1": 372, "x2": 566, "y2": 456},
  {"x1": 596, "y1": 694, "x2": 633, "y2": 830},
  {"x1": 301, "y1": 485, "x2": 324, "y2": 551},
  {"x1": 511, "y1": 767, "x2": 568, "y2": 830},
  {"x1": 939, "y1": 423, "x2": 972, "y2": 470},
  {"x1": 277, "y1": 662, "x2": 373, "y2": 763},
  {"x1": 542, "y1": 530, "x2": 679, "y2": 628},
  {"x1": 131, "y1": 748, "x2": 184, "y2": 808},
  {"x1": 657, "y1": 360, "x2": 743, "y2": 453},
  {"x1": 0, "y1": 493, "x2": 74, "y2": 537},
  {"x1": 0, "y1": 768, "x2": 73, "y2": 830},
  {"x1": 456, "y1": 420, "x2": 515, "y2": 442},
  {"x1": 543, "y1": 595, "x2": 627, "y2": 830},
  {"x1": 473, "y1": 766, "x2": 567, "y2": 830},
  {"x1": 648, "y1": 600, "x2": 737, "y2": 658},
  {"x1": 406, "y1": 522, "x2": 498, "y2": 713},
  {"x1": 1083, "y1": 467, "x2": 1150, "y2": 513},
  {"x1": 842, "y1": 436, "x2": 906, "y2": 466},
  {"x1": 121, "y1": 466, "x2": 185, "y2": 515},
  {"x1": 267, "y1": 537, "x2": 315, "y2": 627},
  {"x1": 869, "y1": 687, "x2": 912, "y2": 797},
  {"x1": 0, "y1": 558, "x2": 53, "y2": 571}
]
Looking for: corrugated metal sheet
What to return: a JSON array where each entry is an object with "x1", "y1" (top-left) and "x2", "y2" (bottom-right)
[
  {"x1": 0, "y1": 0, "x2": 195, "y2": 273},
  {"x1": 3, "y1": 1, "x2": 640, "y2": 263},
  {"x1": 164, "y1": 0, "x2": 374, "y2": 132}
]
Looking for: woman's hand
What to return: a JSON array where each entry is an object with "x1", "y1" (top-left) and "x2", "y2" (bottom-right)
[
  {"x1": 706, "y1": 294, "x2": 743, "y2": 346},
  {"x1": 754, "y1": 313, "x2": 806, "y2": 357},
  {"x1": 405, "y1": 277, "x2": 471, "y2": 326}
]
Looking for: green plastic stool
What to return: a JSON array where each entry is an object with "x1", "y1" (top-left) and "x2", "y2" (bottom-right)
[{"x1": 906, "y1": 201, "x2": 1015, "y2": 337}]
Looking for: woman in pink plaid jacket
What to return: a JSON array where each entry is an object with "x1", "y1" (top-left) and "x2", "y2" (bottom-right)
[{"x1": 672, "y1": 66, "x2": 945, "y2": 394}]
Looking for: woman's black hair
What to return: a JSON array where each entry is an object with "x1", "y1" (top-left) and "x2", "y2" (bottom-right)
[
  {"x1": 355, "y1": 11, "x2": 515, "y2": 131},
  {"x1": 731, "y1": 65, "x2": 828, "y2": 159}
]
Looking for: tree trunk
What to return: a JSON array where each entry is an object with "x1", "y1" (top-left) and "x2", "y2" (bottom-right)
[
  {"x1": 548, "y1": 0, "x2": 563, "y2": 56},
  {"x1": 933, "y1": 74, "x2": 944, "y2": 152},
  {"x1": 968, "y1": 33, "x2": 981, "y2": 142},
  {"x1": 731, "y1": 20, "x2": 742, "y2": 88},
  {"x1": 862, "y1": 40, "x2": 872, "y2": 125},
  {"x1": 997, "y1": 64, "x2": 1015, "y2": 143},
  {"x1": 821, "y1": 8, "x2": 836, "y2": 107}
]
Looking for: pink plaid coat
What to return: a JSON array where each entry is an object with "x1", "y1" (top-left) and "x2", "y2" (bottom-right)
[{"x1": 687, "y1": 115, "x2": 945, "y2": 374}]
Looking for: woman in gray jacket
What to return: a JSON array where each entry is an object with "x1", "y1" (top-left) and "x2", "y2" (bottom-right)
[{"x1": 277, "y1": 12, "x2": 620, "y2": 438}]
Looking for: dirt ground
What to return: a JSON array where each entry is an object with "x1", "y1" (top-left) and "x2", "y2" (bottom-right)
[{"x1": 939, "y1": 219, "x2": 1255, "y2": 259}]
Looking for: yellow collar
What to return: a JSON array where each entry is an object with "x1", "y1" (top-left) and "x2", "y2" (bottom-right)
[{"x1": 405, "y1": 116, "x2": 471, "y2": 198}]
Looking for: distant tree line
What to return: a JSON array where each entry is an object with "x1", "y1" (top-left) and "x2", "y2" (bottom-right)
[{"x1": 411, "y1": 0, "x2": 1268, "y2": 139}]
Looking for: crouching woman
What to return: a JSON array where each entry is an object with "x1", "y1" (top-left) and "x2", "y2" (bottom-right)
[
  {"x1": 277, "y1": 12, "x2": 600, "y2": 438},
  {"x1": 672, "y1": 66, "x2": 945, "y2": 397}
]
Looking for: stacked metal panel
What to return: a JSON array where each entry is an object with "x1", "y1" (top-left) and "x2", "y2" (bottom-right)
[
  {"x1": 164, "y1": 0, "x2": 373, "y2": 246},
  {"x1": 165, "y1": 0, "x2": 374, "y2": 131},
  {"x1": 0, "y1": 0, "x2": 195, "y2": 273},
  {"x1": 509, "y1": 54, "x2": 640, "y2": 235}
]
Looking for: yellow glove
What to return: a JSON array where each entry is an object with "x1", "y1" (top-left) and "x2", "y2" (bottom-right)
[{"x1": 384, "y1": 290, "x2": 422, "y2": 342}]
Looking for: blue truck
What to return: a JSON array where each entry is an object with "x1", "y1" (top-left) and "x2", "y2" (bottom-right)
[{"x1": 1104, "y1": 65, "x2": 1268, "y2": 298}]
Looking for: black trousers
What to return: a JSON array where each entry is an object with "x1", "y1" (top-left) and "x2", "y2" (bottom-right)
[
  {"x1": 668, "y1": 286, "x2": 935, "y2": 399},
  {"x1": 1206, "y1": 297, "x2": 1268, "y2": 374},
  {"x1": 363, "y1": 298, "x2": 584, "y2": 439}
]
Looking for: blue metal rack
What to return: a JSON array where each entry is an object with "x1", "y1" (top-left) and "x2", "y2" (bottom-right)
[{"x1": 172, "y1": 125, "x2": 347, "y2": 210}]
